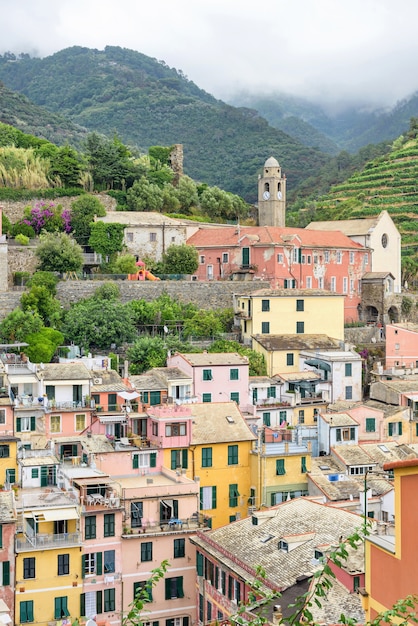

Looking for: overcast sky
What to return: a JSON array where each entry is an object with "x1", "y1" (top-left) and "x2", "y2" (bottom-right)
[{"x1": 0, "y1": 0, "x2": 416, "y2": 108}]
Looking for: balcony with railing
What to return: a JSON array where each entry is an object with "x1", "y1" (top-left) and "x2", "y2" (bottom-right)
[
  {"x1": 16, "y1": 531, "x2": 82, "y2": 551},
  {"x1": 82, "y1": 252, "x2": 102, "y2": 265}
]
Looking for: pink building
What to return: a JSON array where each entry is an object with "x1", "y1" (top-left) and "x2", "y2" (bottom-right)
[
  {"x1": 78, "y1": 474, "x2": 124, "y2": 623},
  {"x1": 187, "y1": 225, "x2": 369, "y2": 322},
  {"x1": 345, "y1": 405, "x2": 385, "y2": 442},
  {"x1": 117, "y1": 471, "x2": 199, "y2": 626},
  {"x1": 0, "y1": 492, "x2": 16, "y2": 624},
  {"x1": 385, "y1": 323, "x2": 418, "y2": 370},
  {"x1": 167, "y1": 352, "x2": 249, "y2": 406}
]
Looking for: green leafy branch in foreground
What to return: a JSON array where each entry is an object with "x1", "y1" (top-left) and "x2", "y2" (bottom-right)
[
  {"x1": 122, "y1": 559, "x2": 170, "y2": 626},
  {"x1": 232, "y1": 525, "x2": 418, "y2": 626}
]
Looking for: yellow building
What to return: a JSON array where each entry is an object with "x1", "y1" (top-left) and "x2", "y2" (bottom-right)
[
  {"x1": 0, "y1": 436, "x2": 19, "y2": 488},
  {"x1": 15, "y1": 488, "x2": 82, "y2": 626},
  {"x1": 248, "y1": 428, "x2": 310, "y2": 508},
  {"x1": 186, "y1": 402, "x2": 256, "y2": 528},
  {"x1": 252, "y1": 333, "x2": 342, "y2": 378},
  {"x1": 235, "y1": 289, "x2": 345, "y2": 346}
]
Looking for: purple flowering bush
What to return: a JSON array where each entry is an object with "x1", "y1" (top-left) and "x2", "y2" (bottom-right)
[{"x1": 22, "y1": 201, "x2": 72, "y2": 235}]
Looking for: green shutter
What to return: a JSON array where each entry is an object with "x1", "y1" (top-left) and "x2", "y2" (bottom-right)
[
  {"x1": 133, "y1": 454, "x2": 139, "y2": 469},
  {"x1": 150, "y1": 452, "x2": 157, "y2": 467},
  {"x1": 228, "y1": 576, "x2": 233, "y2": 599},
  {"x1": 30, "y1": 416, "x2": 36, "y2": 431},
  {"x1": 276, "y1": 459, "x2": 285, "y2": 475},
  {"x1": 199, "y1": 487, "x2": 203, "y2": 510},
  {"x1": 388, "y1": 423, "x2": 393, "y2": 436},
  {"x1": 2, "y1": 561, "x2": 10, "y2": 585},
  {"x1": 96, "y1": 551, "x2": 103, "y2": 575},
  {"x1": 81, "y1": 554, "x2": 86, "y2": 578},
  {"x1": 176, "y1": 577, "x2": 184, "y2": 598},
  {"x1": 96, "y1": 590, "x2": 102, "y2": 614},
  {"x1": 171, "y1": 450, "x2": 177, "y2": 470},
  {"x1": 165, "y1": 578, "x2": 170, "y2": 600},
  {"x1": 399, "y1": 421, "x2": 403, "y2": 435},
  {"x1": 80, "y1": 594, "x2": 86, "y2": 617},
  {"x1": 54, "y1": 598, "x2": 61, "y2": 620},
  {"x1": 350, "y1": 427, "x2": 355, "y2": 440},
  {"x1": 40, "y1": 466, "x2": 48, "y2": 487},
  {"x1": 301, "y1": 457, "x2": 307, "y2": 473},
  {"x1": 212, "y1": 486, "x2": 217, "y2": 509},
  {"x1": 197, "y1": 552, "x2": 204, "y2": 576},
  {"x1": 182, "y1": 449, "x2": 188, "y2": 469},
  {"x1": 16, "y1": 417, "x2": 21, "y2": 432}
]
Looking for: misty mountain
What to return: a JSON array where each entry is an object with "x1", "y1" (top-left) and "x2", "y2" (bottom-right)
[
  {"x1": 228, "y1": 90, "x2": 418, "y2": 154},
  {"x1": 0, "y1": 46, "x2": 330, "y2": 203}
]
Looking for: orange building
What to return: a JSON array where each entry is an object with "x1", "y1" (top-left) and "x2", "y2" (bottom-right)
[{"x1": 363, "y1": 458, "x2": 418, "y2": 621}]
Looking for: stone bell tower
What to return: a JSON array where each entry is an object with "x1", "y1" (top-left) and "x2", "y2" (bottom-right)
[{"x1": 258, "y1": 156, "x2": 286, "y2": 227}]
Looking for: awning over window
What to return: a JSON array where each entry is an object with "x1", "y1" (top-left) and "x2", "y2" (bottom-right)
[
  {"x1": 305, "y1": 359, "x2": 331, "y2": 372},
  {"x1": 99, "y1": 415, "x2": 127, "y2": 423},
  {"x1": 24, "y1": 507, "x2": 79, "y2": 521},
  {"x1": 297, "y1": 381, "x2": 318, "y2": 390}
]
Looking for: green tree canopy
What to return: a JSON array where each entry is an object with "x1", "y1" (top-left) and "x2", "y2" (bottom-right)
[
  {"x1": 126, "y1": 336, "x2": 167, "y2": 374},
  {"x1": 182, "y1": 309, "x2": 225, "y2": 338},
  {"x1": 126, "y1": 177, "x2": 164, "y2": 212},
  {"x1": 62, "y1": 297, "x2": 135, "y2": 350},
  {"x1": 114, "y1": 254, "x2": 138, "y2": 274},
  {"x1": 0, "y1": 308, "x2": 43, "y2": 343},
  {"x1": 25, "y1": 327, "x2": 64, "y2": 363},
  {"x1": 162, "y1": 244, "x2": 198, "y2": 275},
  {"x1": 85, "y1": 132, "x2": 136, "y2": 190},
  {"x1": 174, "y1": 176, "x2": 199, "y2": 212},
  {"x1": 208, "y1": 339, "x2": 267, "y2": 376},
  {"x1": 20, "y1": 285, "x2": 62, "y2": 327},
  {"x1": 35, "y1": 232, "x2": 84, "y2": 274},
  {"x1": 70, "y1": 194, "x2": 106, "y2": 246},
  {"x1": 26, "y1": 271, "x2": 59, "y2": 295}
]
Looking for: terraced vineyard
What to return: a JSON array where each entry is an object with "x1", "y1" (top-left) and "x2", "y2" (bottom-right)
[{"x1": 302, "y1": 136, "x2": 418, "y2": 272}]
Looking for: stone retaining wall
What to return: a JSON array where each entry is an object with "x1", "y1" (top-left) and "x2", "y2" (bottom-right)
[
  {"x1": 1, "y1": 193, "x2": 116, "y2": 224},
  {"x1": 56, "y1": 279, "x2": 272, "y2": 310}
]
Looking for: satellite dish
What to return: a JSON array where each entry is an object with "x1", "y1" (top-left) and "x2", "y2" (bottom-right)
[{"x1": 86, "y1": 619, "x2": 96, "y2": 626}]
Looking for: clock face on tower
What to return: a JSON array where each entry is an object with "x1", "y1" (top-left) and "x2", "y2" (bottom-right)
[
  {"x1": 277, "y1": 191, "x2": 282, "y2": 200},
  {"x1": 263, "y1": 191, "x2": 270, "y2": 200}
]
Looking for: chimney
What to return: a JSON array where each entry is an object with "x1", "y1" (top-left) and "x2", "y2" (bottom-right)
[{"x1": 272, "y1": 605, "x2": 282, "y2": 625}]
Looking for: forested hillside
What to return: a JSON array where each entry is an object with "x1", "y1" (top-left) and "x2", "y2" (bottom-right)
[
  {"x1": 291, "y1": 123, "x2": 418, "y2": 275},
  {"x1": 0, "y1": 82, "x2": 89, "y2": 148},
  {"x1": 0, "y1": 47, "x2": 330, "y2": 202}
]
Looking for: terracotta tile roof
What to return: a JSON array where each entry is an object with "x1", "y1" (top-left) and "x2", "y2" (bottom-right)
[
  {"x1": 187, "y1": 225, "x2": 365, "y2": 249},
  {"x1": 252, "y1": 334, "x2": 341, "y2": 351},
  {"x1": 306, "y1": 215, "x2": 380, "y2": 236},
  {"x1": 176, "y1": 352, "x2": 249, "y2": 366},
  {"x1": 321, "y1": 412, "x2": 359, "y2": 427},
  {"x1": 191, "y1": 498, "x2": 364, "y2": 591},
  {"x1": 239, "y1": 288, "x2": 342, "y2": 297},
  {"x1": 190, "y1": 402, "x2": 256, "y2": 444},
  {"x1": 42, "y1": 362, "x2": 91, "y2": 381}
]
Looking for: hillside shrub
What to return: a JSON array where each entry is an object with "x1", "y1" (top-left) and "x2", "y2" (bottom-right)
[{"x1": 15, "y1": 233, "x2": 30, "y2": 245}]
